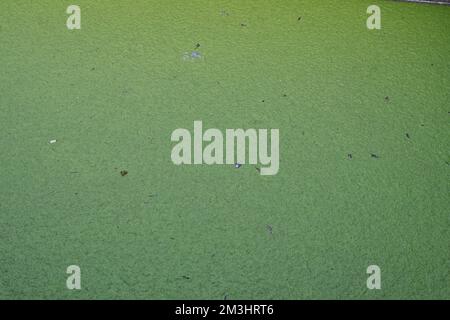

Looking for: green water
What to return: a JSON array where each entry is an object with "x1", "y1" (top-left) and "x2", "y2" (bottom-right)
[{"x1": 0, "y1": 0, "x2": 449, "y2": 299}]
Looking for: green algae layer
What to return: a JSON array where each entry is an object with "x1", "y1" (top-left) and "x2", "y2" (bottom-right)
[{"x1": 0, "y1": 0, "x2": 449, "y2": 299}]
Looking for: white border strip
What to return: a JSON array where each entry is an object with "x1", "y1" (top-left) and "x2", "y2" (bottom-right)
[{"x1": 396, "y1": 0, "x2": 450, "y2": 5}]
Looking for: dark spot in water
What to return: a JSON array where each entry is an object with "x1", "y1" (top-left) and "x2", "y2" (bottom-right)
[
  {"x1": 240, "y1": 23, "x2": 247, "y2": 27},
  {"x1": 195, "y1": 43, "x2": 200, "y2": 49},
  {"x1": 384, "y1": 96, "x2": 390, "y2": 103},
  {"x1": 420, "y1": 124, "x2": 425, "y2": 127},
  {"x1": 182, "y1": 275, "x2": 191, "y2": 280},
  {"x1": 120, "y1": 170, "x2": 128, "y2": 176},
  {"x1": 371, "y1": 153, "x2": 380, "y2": 159},
  {"x1": 282, "y1": 94, "x2": 287, "y2": 97},
  {"x1": 298, "y1": 16, "x2": 302, "y2": 21},
  {"x1": 266, "y1": 225, "x2": 273, "y2": 235},
  {"x1": 234, "y1": 163, "x2": 242, "y2": 169},
  {"x1": 262, "y1": 100, "x2": 265, "y2": 102},
  {"x1": 255, "y1": 166, "x2": 261, "y2": 173},
  {"x1": 348, "y1": 154, "x2": 353, "y2": 160},
  {"x1": 406, "y1": 133, "x2": 410, "y2": 139},
  {"x1": 91, "y1": 67, "x2": 95, "y2": 71}
]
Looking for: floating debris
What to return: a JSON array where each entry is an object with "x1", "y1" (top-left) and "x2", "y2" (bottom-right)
[
  {"x1": 406, "y1": 133, "x2": 410, "y2": 139},
  {"x1": 384, "y1": 96, "x2": 390, "y2": 103},
  {"x1": 298, "y1": 16, "x2": 302, "y2": 21},
  {"x1": 120, "y1": 170, "x2": 128, "y2": 176},
  {"x1": 191, "y1": 51, "x2": 202, "y2": 59},
  {"x1": 348, "y1": 153, "x2": 353, "y2": 160},
  {"x1": 266, "y1": 225, "x2": 273, "y2": 235},
  {"x1": 370, "y1": 153, "x2": 380, "y2": 159},
  {"x1": 49, "y1": 139, "x2": 57, "y2": 144},
  {"x1": 234, "y1": 163, "x2": 242, "y2": 169},
  {"x1": 182, "y1": 50, "x2": 204, "y2": 61}
]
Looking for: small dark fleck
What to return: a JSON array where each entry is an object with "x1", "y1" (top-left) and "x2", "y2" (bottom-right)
[
  {"x1": 255, "y1": 166, "x2": 261, "y2": 173},
  {"x1": 195, "y1": 43, "x2": 200, "y2": 49},
  {"x1": 120, "y1": 170, "x2": 128, "y2": 176},
  {"x1": 384, "y1": 96, "x2": 390, "y2": 102},
  {"x1": 406, "y1": 133, "x2": 410, "y2": 139},
  {"x1": 224, "y1": 294, "x2": 228, "y2": 300},
  {"x1": 431, "y1": 64, "x2": 434, "y2": 66},
  {"x1": 371, "y1": 153, "x2": 380, "y2": 159},
  {"x1": 420, "y1": 124, "x2": 425, "y2": 127},
  {"x1": 446, "y1": 161, "x2": 450, "y2": 166},
  {"x1": 298, "y1": 17, "x2": 302, "y2": 21},
  {"x1": 240, "y1": 23, "x2": 247, "y2": 27},
  {"x1": 182, "y1": 275, "x2": 191, "y2": 280},
  {"x1": 282, "y1": 94, "x2": 287, "y2": 97},
  {"x1": 266, "y1": 225, "x2": 273, "y2": 235},
  {"x1": 348, "y1": 154, "x2": 353, "y2": 160},
  {"x1": 261, "y1": 99, "x2": 265, "y2": 102},
  {"x1": 91, "y1": 67, "x2": 95, "y2": 71},
  {"x1": 234, "y1": 163, "x2": 242, "y2": 169},
  {"x1": 70, "y1": 171, "x2": 79, "y2": 174}
]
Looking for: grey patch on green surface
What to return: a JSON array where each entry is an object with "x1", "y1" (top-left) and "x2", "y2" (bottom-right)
[{"x1": 182, "y1": 51, "x2": 204, "y2": 61}]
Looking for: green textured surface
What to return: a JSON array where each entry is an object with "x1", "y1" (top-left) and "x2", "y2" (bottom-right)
[{"x1": 0, "y1": 0, "x2": 449, "y2": 299}]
